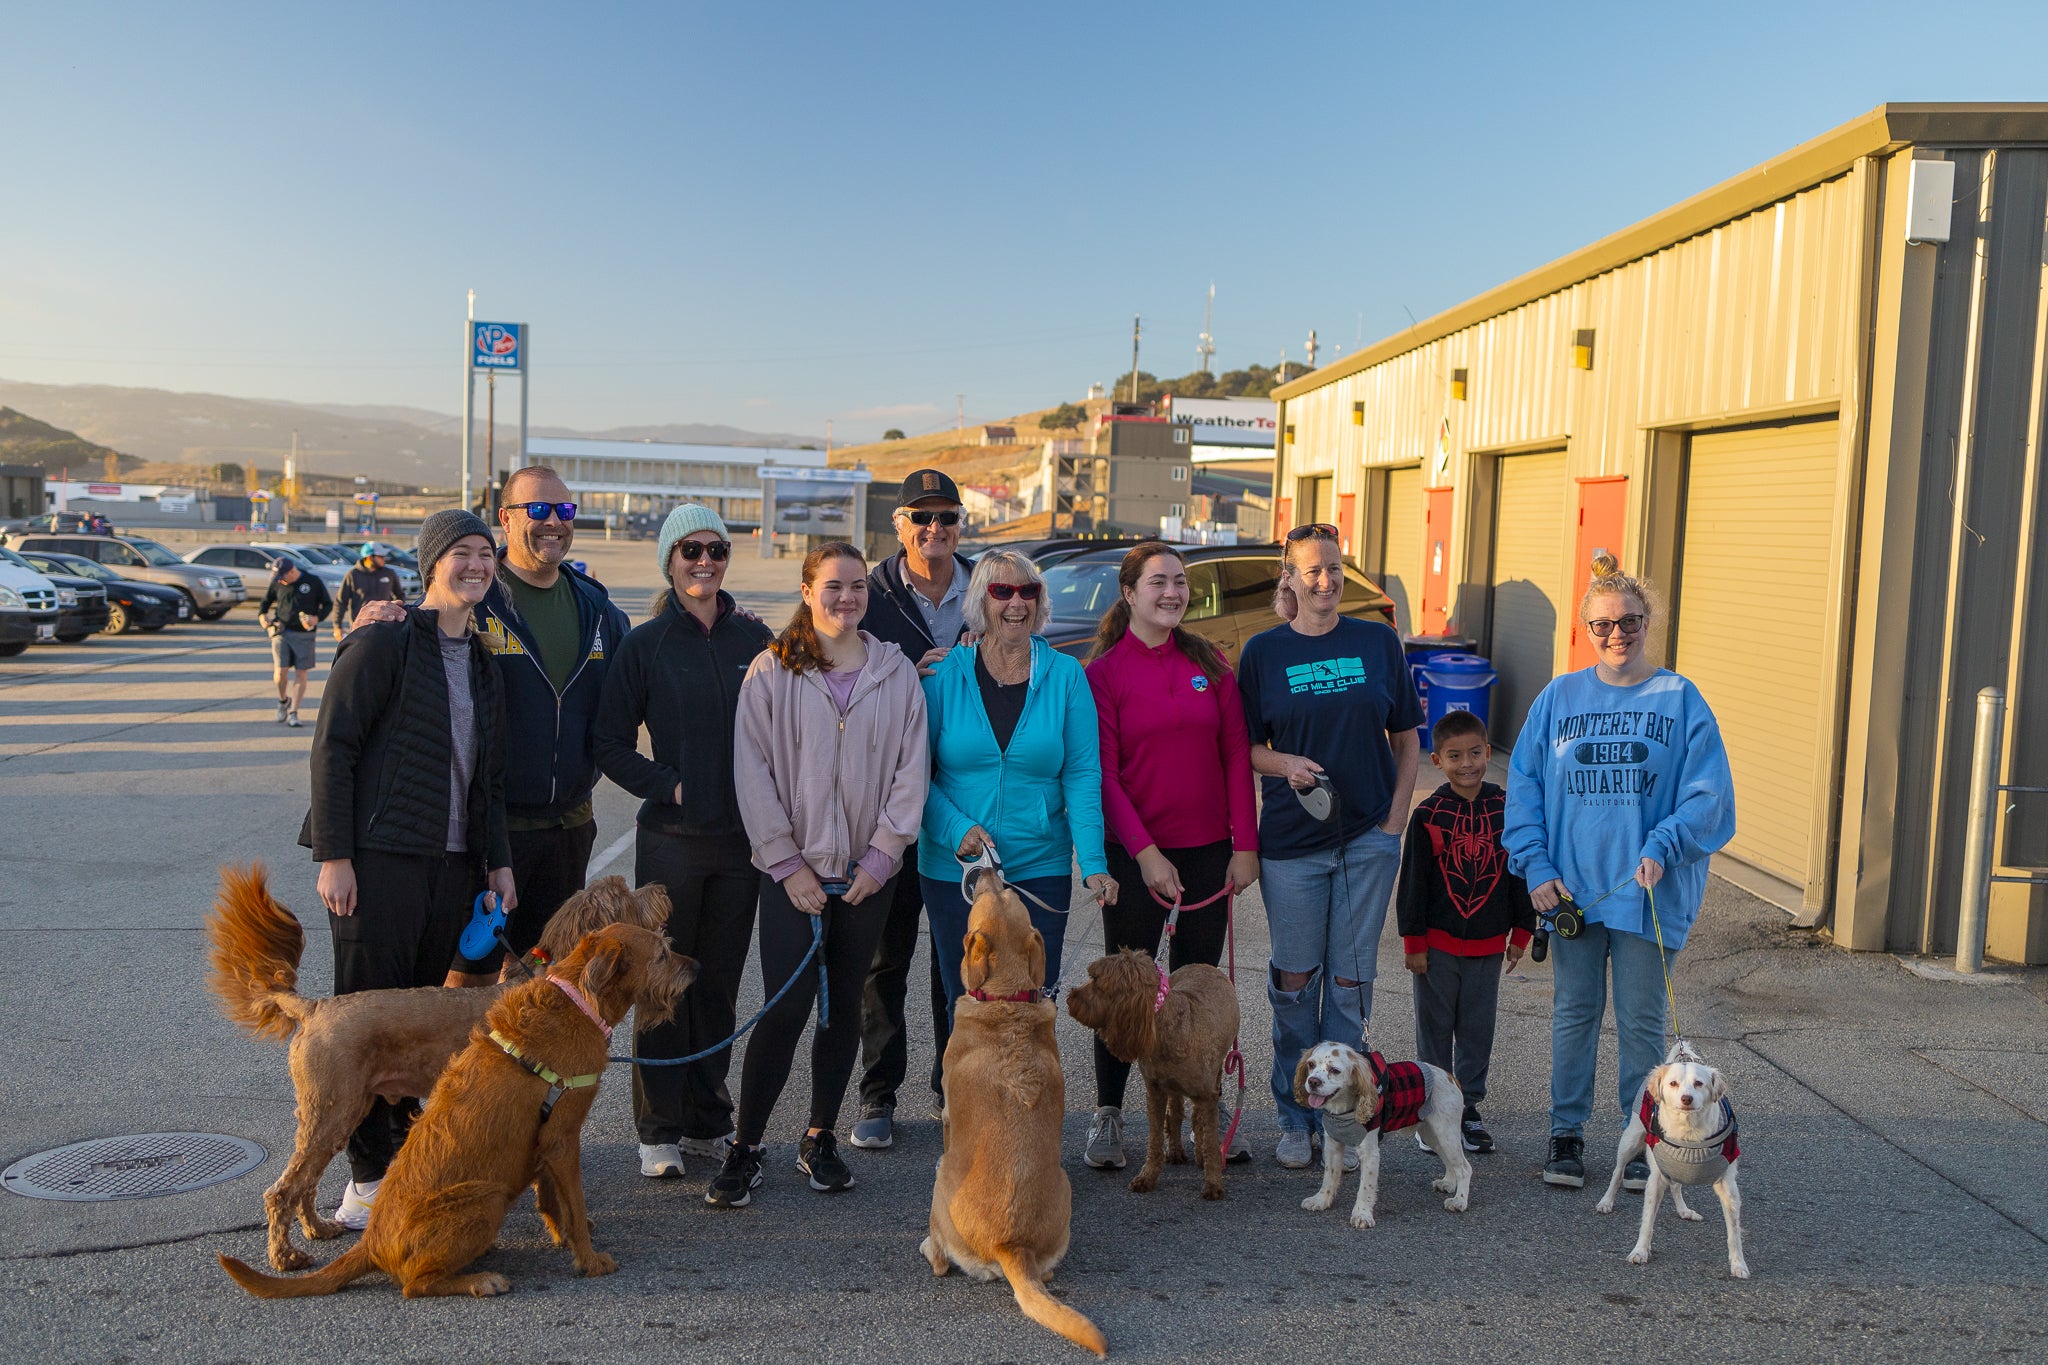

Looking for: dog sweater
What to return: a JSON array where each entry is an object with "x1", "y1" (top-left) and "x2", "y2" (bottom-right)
[
  {"x1": 1641, "y1": 1089, "x2": 1739, "y2": 1185},
  {"x1": 1323, "y1": 1052, "x2": 1429, "y2": 1146}
]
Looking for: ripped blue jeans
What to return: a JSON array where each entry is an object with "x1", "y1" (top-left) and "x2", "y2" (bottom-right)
[{"x1": 1260, "y1": 826, "x2": 1402, "y2": 1133}]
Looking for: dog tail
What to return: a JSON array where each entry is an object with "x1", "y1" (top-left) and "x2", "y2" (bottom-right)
[
  {"x1": 218, "y1": 1241, "x2": 374, "y2": 1298},
  {"x1": 205, "y1": 863, "x2": 315, "y2": 1043},
  {"x1": 995, "y1": 1247, "x2": 1106, "y2": 1357}
]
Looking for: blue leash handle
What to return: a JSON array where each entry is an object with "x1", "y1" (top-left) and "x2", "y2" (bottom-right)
[{"x1": 609, "y1": 914, "x2": 827, "y2": 1067}]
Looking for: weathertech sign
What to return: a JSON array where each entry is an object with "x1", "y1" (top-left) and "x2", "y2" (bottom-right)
[{"x1": 1166, "y1": 396, "x2": 1279, "y2": 448}]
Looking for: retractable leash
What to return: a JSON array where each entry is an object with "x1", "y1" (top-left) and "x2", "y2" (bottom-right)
[
  {"x1": 1529, "y1": 874, "x2": 1689, "y2": 1044},
  {"x1": 1150, "y1": 882, "x2": 1248, "y2": 1160},
  {"x1": 958, "y1": 837, "x2": 1075, "y2": 920},
  {"x1": 610, "y1": 915, "x2": 827, "y2": 1067}
]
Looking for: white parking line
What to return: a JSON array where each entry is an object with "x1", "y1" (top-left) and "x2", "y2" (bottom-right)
[{"x1": 586, "y1": 828, "x2": 637, "y2": 879}]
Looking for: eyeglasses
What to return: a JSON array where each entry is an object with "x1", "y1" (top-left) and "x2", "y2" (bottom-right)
[
  {"x1": 673, "y1": 540, "x2": 732, "y2": 563},
  {"x1": 515, "y1": 501, "x2": 578, "y2": 523},
  {"x1": 900, "y1": 509, "x2": 961, "y2": 527},
  {"x1": 1285, "y1": 523, "x2": 1340, "y2": 542},
  {"x1": 1584, "y1": 613, "x2": 1647, "y2": 639},
  {"x1": 985, "y1": 581, "x2": 1042, "y2": 602}
]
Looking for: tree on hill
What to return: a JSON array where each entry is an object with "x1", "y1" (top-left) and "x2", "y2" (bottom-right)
[
  {"x1": 882, "y1": 428, "x2": 906, "y2": 441},
  {"x1": 1040, "y1": 402, "x2": 1088, "y2": 431},
  {"x1": 211, "y1": 462, "x2": 243, "y2": 485},
  {"x1": 0, "y1": 406, "x2": 129, "y2": 473},
  {"x1": 1113, "y1": 362, "x2": 1307, "y2": 406}
]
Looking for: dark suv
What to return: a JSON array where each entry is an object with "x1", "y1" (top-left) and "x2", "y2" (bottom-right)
[{"x1": 1034, "y1": 543, "x2": 1396, "y2": 666}]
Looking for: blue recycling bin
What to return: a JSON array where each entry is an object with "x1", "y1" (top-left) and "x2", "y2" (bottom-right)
[
  {"x1": 1421, "y1": 653, "x2": 1496, "y2": 740},
  {"x1": 1404, "y1": 635, "x2": 1475, "y2": 746}
]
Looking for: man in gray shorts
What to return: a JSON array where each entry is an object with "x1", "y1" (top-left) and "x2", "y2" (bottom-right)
[{"x1": 258, "y1": 558, "x2": 333, "y2": 727}]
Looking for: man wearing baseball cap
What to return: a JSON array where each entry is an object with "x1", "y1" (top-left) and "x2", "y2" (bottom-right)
[
  {"x1": 849, "y1": 467, "x2": 975, "y2": 1150},
  {"x1": 334, "y1": 543, "x2": 404, "y2": 639}
]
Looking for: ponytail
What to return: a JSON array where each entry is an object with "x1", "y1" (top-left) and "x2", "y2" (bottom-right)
[{"x1": 1086, "y1": 541, "x2": 1231, "y2": 679}]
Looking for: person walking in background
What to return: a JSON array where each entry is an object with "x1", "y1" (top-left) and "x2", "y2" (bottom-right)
[
  {"x1": 710, "y1": 542, "x2": 928, "y2": 1205},
  {"x1": 334, "y1": 544, "x2": 404, "y2": 637},
  {"x1": 1239, "y1": 523, "x2": 1422, "y2": 1170},
  {"x1": 848, "y1": 468, "x2": 974, "y2": 1151},
  {"x1": 1080, "y1": 541, "x2": 1258, "y2": 1171},
  {"x1": 1395, "y1": 709, "x2": 1535, "y2": 1157},
  {"x1": 595, "y1": 504, "x2": 772, "y2": 1182},
  {"x1": 919, "y1": 549, "x2": 1117, "y2": 1021},
  {"x1": 257, "y1": 557, "x2": 331, "y2": 728},
  {"x1": 300, "y1": 508, "x2": 514, "y2": 1231},
  {"x1": 1505, "y1": 553, "x2": 1735, "y2": 1193}
]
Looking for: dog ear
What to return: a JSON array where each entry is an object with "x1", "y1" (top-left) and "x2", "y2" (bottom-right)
[
  {"x1": 1097, "y1": 954, "x2": 1156, "y2": 1064},
  {"x1": 634, "y1": 881, "x2": 673, "y2": 931},
  {"x1": 580, "y1": 935, "x2": 630, "y2": 1007},
  {"x1": 1292, "y1": 1050, "x2": 1315, "y2": 1108},
  {"x1": 1645, "y1": 1063, "x2": 1671, "y2": 1100},
  {"x1": 1025, "y1": 928, "x2": 1047, "y2": 991},
  {"x1": 1705, "y1": 1067, "x2": 1726, "y2": 1104},
  {"x1": 961, "y1": 931, "x2": 992, "y2": 992}
]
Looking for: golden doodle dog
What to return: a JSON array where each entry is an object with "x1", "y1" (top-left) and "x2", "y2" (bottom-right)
[
  {"x1": 205, "y1": 863, "x2": 670, "y2": 1270},
  {"x1": 219, "y1": 922, "x2": 695, "y2": 1298},
  {"x1": 1293, "y1": 1039, "x2": 1472, "y2": 1229},
  {"x1": 1596, "y1": 1040, "x2": 1749, "y2": 1279},
  {"x1": 922, "y1": 881, "x2": 1106, "y2": 1357},
  {"x1": 1065, "y1": 948, "x2": 1238, "y2": 1201}
]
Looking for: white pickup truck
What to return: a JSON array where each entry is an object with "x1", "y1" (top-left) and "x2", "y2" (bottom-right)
[{"x1": 0, "y1": 555, "x2": 61, "y2": 657}]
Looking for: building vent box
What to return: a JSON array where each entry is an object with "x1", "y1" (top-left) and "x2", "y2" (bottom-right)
[{"x1": 1906, "y1": 159, "x2": 1955, "y2": 245}]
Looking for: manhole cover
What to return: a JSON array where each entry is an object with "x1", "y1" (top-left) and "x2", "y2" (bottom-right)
[{"x1": 2, "y1": 1133, "x2": 266, "y2": 1202}]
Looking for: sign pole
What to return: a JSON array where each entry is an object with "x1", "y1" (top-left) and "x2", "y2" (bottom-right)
[
  {"x1": 460, "y1": 292, "x2": 475, "y2": 514},
  {"x1": 517, "y1": 328, "x2": 531, "y2": 481}
]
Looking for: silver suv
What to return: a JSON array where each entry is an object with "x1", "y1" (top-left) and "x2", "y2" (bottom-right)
[{"x1": 11, "y1": 534, "x2": 246, "y2": 619}]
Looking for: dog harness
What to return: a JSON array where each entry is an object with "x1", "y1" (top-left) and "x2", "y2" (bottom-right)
[
  {"x1": 1321, "y1": 1052, "x2": 1429, "y2": 1147},
  {"x1": 1640, "y1": 1089, "x2": 1739, "y2": 1186},
  {"x1": 964, "y1": 987, "x2": 1039, "y2": 1003},
  {"x1": 488, "y1": 1030, "x2": 599, "y2": 1123},
  {"x1": 1153, "y1": 960, "x2": 1170, "y2": 1013}
]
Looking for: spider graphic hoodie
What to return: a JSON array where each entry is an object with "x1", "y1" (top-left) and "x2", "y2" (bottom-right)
[{"x1": 1395, "y1": 781, "x2": 1536, "y2": 957}]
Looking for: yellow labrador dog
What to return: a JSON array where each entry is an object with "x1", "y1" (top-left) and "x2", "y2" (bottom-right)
[
  {"x1": 1596, "y1": 1041, "x2": 1749, "y2": 1279},
  {"x1": 1293, "y1": 1040, "x2": 1471, "y2": 1229}
]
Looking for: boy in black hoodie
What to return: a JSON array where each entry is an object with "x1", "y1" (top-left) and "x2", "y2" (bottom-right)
[{"x1": 1395, "y1": 709, "x2": 1535, "y2": 1155}]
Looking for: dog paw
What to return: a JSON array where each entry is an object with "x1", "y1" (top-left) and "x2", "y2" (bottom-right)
[
  {"x1": 1301, "y1": 1193, "x2": 1334, "y2": 1212},
  {"x1": 1432, "y1": 1177, "x2": 1455, "y2": 1194},
  {"x1": 1165, "y1": 1147, "x2": 1189, "y2": 1166},
  {"x1": 1347, "y1": 1210, "x2": 1376, "y2": 1230},
  {"x1": 305, "y1": 1217, "x2": 347, "y2": 1241},
  {"x1": 270, "y1": 1246, "x2": 314, "y2": 1272},
  {"x1": 1202, "y1": 1183, "x2": 1225, "y2": 1202},
  {"x1": 1678, "y1": 1206, "x2": 1705, "y2": 1222},
  {"x1": 1730, "y1": 1260, "x2": 1751, "y2": 1280},
  {"x1": 1443, "y1": 1195, "x2": 1468, "y2": 1213},
  {"x1": 470, "y1": 1273, "x2": 512, "y2": 1297},
  {"x1": 1626, "y1": 1248, "x2": 1651, "y2": 1266},
  {"x1": 1128, "y1": 1172, "x2": 1158, "y2": 1194},
  {"x1": 577, "y1": 1252, "x2": 618, "y2": 1278},
  {"x1": 1595, "y1": 1197, "x2": 1616, "y2": 1215}
]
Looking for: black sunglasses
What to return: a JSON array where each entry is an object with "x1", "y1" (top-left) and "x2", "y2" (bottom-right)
[
  {"x1": 986, "y1": 581, "x2": 1042, "y2": 601},
  {"x1": 1285, "y1": 523, "x2": 1341, "y2": 542},
  {"x1": 1584, "y1": 613, "x2": 1646, "y2": 639},
  {"x1": 515, "y1": 501, "x2": 578, "y2": 523},
  {"x1": 902, "y1": 509, "x2": 961, "y2": 527},
  {"x1": 674, "y1": 540, "x2": 732, "y2": 563}
]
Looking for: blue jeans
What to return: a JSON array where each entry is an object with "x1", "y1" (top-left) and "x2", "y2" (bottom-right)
[
  {"x1": 921, "y1": 872, "x2": 1073, "y2": 1020},
  {"x1": 1259, "y1": 825, "x2": 1401, "y2": 1133},
  {"x1": 1549, "y1": 920, "x2": 1674, "y2": 1137}
]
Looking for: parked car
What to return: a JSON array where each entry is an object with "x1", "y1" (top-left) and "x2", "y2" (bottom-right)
[
  {"x1": 0, "y1": 553, "x2": 61, "y2": 657},
  {"x1": 275, "y1": 542, "x2": 421, "y2": 596},
  {"x1": 9, "y1": 533, "x2": 246, "y2": 619},
  {"x1": 1031, "y1": 542, "x2": 1396, "y2": 667},
  {"x1": 191, "y1": 543, "x2": 345, "y2": 595},
  {"x1": 973, "y1": 535, "x2": 1183, "y2": 570},
  {"x1": 4, "y1": 511, "x2": 115, "y2": 539},
  {"x1": 14, "y1": 550, "x2": 188, "y2": 632},
  {"x1": 0, "y1": 546, "x2": 109, "y2": 641}
]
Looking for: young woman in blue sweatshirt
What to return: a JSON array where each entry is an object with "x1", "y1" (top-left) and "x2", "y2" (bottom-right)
[
  {"x1": 1504, "y1": 554, "x2": 1735, "y2": 1192},
  {"x1": 919, "y1": 551, "x2": 1117, "y2": 1013}
]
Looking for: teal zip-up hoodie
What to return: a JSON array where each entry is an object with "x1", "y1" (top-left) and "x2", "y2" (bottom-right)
[{"x1": 917, "y1": 635, "x2": 1110, "y2": 884}]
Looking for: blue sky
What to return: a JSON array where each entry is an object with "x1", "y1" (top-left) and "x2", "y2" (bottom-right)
[{"x1": 5, "y1": 1, "x2": 2046, "y2": 442}]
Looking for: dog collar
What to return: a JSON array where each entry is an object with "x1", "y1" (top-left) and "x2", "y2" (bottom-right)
[
  {"x1": 549, "y1": 974, "x2": 612, "y2": 1039},
  {"x1": 489, "y1": 1028, "x2": 600, "y2": 1122},
  {"x1": 965, "y1": 987, "x2": 1039, "y2": 1003},
  {"x1": 1153, "y1": 961, "x2": 1171, "y2": 1013}
]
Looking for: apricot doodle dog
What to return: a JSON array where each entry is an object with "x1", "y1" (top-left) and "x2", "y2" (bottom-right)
[
  {"x1": 219, "y1": 921, "x2": 695, "y2": 1298},
  {"x1": 205, "y1": 863, "x2": 671, "y2": 1271},
  {"x1": 1065, "y1": 948, "x2": 1238, "y2": 1201},
  {"x1": 922, "y1": 881, "x2": 1106, "y2": 1357}
]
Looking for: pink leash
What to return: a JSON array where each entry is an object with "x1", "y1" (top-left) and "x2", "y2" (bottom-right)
[{"x1": 1151, "y1": 884, "x2": 1247, "y2": 1160}]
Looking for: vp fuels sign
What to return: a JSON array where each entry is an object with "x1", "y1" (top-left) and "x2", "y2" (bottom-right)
[{"x1": 471, "y1": 322, "x2": 524, "y2": 371}]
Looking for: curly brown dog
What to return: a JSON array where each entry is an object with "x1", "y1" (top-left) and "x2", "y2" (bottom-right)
[
  {"x1": 922, "y1": 881, "x2": 1105, "y2": 1356},
  {"x1": 1066, "y1": 948, "x2": 1239, "y2": 1201},
  {"x1": 219, "y1": 922, "x2": 695, "y2": 1298},
  {"x1": 206, "y1": 863, "x2": 670, "y2": 1270}
]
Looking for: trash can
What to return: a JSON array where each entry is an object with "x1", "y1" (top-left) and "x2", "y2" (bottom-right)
[
  {"x1": 1403, "y1": 635, "x2": 1475, "y2": 746},
  {"x1": 1421, "y1": 653, "x2": 1496, "y2": 740}
]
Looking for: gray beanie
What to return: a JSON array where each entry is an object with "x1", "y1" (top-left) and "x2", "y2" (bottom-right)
[
  {"x1": 416, "y1": 508, "x2": 494, "y2": 586},
  {"x1": 657, "y1": 504, "x2": 730, "y2": 576}
]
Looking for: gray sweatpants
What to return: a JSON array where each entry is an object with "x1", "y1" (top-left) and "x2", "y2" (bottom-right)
[{"x1": 1412, "y1": 947, "x2": 1502, "y2": 1115}]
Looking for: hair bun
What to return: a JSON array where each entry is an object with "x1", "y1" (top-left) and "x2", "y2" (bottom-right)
[{"x1": 1589, "y1": 551, "x2": 1621, "y2": 581}]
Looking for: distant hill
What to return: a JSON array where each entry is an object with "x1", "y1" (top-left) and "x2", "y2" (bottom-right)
[
  {"x1": 0, "y1": 380, "x2": 819, "y2": 489},
  {"x1": 0, "y1": 407, "x2": 130, "y2": 475}
]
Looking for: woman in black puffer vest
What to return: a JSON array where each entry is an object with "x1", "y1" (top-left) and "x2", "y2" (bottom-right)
[{"x1": 299, "y1": 510, "x2": 513, "y2": 1225}]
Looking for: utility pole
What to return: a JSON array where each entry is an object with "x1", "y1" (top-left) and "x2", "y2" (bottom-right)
[
  {"x1": 1196, "y1": 285, "x2": 1215, "y2": 374},
  {"x1": 285, "y1": 429, "x2": 298, "y2": 519},
  {"x1": 1306, "y1": 328, "x2": 1319, "y2": 370},
  {"x1": 1127, "y1": 315, "x2": 1142, "y2": 404},
  {"x1": 485, "y1": 370, "x2": 496, "y2": 521},
  {"x1": 956, "y1": 394, "x2": 964, "y2": 441}
]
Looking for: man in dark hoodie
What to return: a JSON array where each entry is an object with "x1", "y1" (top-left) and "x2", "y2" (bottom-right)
[{"x1": 848, "y1": 468, "x2": 974, "y2": 1151}]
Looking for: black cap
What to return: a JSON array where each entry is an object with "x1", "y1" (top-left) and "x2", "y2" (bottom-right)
[{"x1": 897, "y1": 468, "x2": 961, "y2": 507}]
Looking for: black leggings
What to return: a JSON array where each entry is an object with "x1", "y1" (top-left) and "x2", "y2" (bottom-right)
[
  {"x1": 736, "y1": 871, "x2": 898, "y2": 1146},
  {"x1": 1094, "y1": 840, "x2": 1234, "y2": 1109}
]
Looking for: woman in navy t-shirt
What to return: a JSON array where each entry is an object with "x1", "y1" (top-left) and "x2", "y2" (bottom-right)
[{"x1": 1238, "y1": 525, "x2": 1423, "y2": 1169}]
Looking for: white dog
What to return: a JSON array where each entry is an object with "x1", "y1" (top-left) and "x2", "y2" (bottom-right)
[
  {"x1": 1292, "y1": 1040, "x2": 1471, "y2": 1229},
  {"x1": 1596, "y1": 1041, "x2": 1749, "y2": 1278}
]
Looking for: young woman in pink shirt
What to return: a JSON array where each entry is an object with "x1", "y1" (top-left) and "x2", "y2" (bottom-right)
[{"x1": 1081, "y1": 542, "x2": 1259, "y2": 1171}]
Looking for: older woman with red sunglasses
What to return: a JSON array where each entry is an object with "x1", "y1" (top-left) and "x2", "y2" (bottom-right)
[{"x1": 917, "y1": 550, "x2": 1117, "y2": 1018}]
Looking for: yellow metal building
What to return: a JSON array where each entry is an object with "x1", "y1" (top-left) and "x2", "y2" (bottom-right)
[{"x1": 1273, "y1": 104, "x2": 2048, "y2": 963}]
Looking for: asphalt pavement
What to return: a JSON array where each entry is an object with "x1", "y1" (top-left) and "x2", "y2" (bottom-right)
[{"x1": 0, "y1": 538, "x2": 2043, "y2": 1363}]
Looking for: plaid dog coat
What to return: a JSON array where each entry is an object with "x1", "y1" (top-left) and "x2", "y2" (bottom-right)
[{"x1": 1322, "y1": 1051, "x2": 1430, "y2": 1146}]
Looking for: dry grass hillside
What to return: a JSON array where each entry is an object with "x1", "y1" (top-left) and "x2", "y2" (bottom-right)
[{"x1": 829, "y1": 399, "x2": 1112, "y2": 490}]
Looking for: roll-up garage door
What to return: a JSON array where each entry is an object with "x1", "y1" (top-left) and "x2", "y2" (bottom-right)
[
  {"x1": 1488, "y1": 451, "x2": 1570, "y2": 745},
  {"x1": 1381, "y1": 465, "x2": 1422, "y2": 635},
  {"x1": 1676, "y1": 420, "x2": 1838, "y2": 889}
]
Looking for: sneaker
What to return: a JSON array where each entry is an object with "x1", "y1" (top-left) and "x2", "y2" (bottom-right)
[
  {"x1": 1275, "y1": 1129, "x2": 1315, "y2": 1169},
  {"x1": 705, "y1": 1143, "x2": 764, "y2": 1208},
  {"x1": 1542, "y1": 1135, "x2": 1586, "y2": 1188},
  {"x1": 1462, "y1": 1120, "x2": 1496, "y2": 1155},
  {"x1": 849, "y1": 1111, "x2": 894, "y2": 1150},
  {"x1": 1224, "y1": 1127, "x2": 1252, "y2": 1164},
  {"x1": 1622, "y1": 1158, "x2": 1650, "y2": 1193},
  {"x1": 285, "y1": 710, "x2": 302, "y2": 728},
  {"x1": 929, "y1": 1094, "x2": 947, "y2": 1121},
  {"x1": 797, "y1": 1131, "x2": 854, "y2": 1193},
  {"x1": 274, "y1": 700, "x2": 289, "y2": 723},
  {"x1": 333, "y1": 1178, "x2": 379, "y2": 1230},
  {"x1": 639, "y1": 1143, "x2": 685, "y2": 1179},
  {"x1": 678, "y1": 1132, "x2": 733, "y2": 1160},
  {"x1": 1083, "y1": 1107, "x2": 1126, "y2": 1170}
]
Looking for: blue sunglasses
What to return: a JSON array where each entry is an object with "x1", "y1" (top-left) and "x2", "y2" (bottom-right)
[{"x1": 515, "y1": 501, "x2": 577, "y2": 523}]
